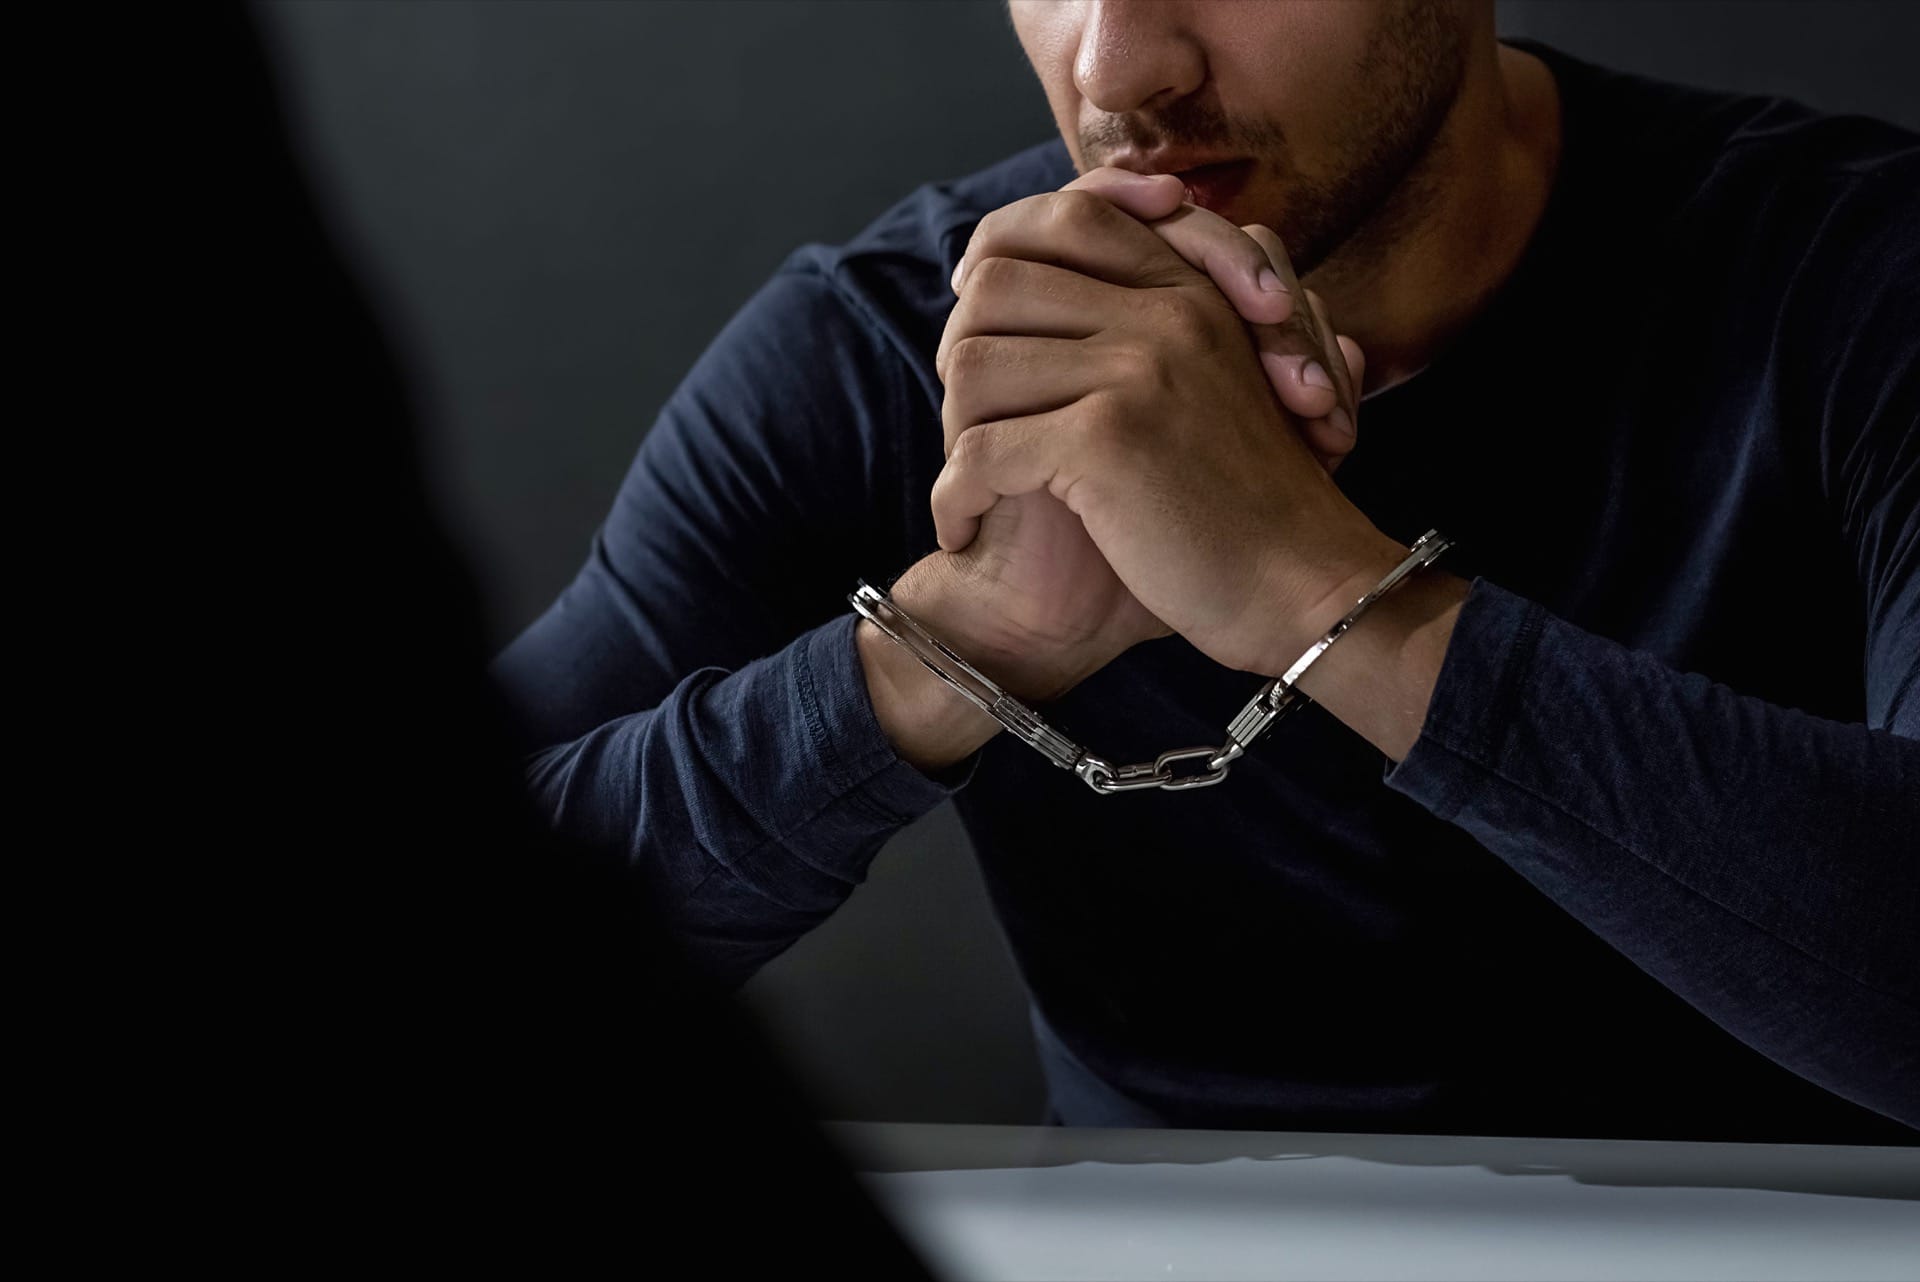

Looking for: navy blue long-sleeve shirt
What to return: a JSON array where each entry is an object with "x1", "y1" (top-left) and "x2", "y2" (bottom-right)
[{"x1": 490, "y1": 38, "x2": 1920, "y2": 1142}]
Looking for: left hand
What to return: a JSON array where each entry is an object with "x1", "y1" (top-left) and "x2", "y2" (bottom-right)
[
  {"x1": 954, "y1": 167, "x2": 1371, "y2": 473},
  {"x1": 931, "y1": 188, "x2": 1404, "y2": 676}
]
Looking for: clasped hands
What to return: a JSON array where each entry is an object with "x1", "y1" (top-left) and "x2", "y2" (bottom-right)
[{"x1": 932, "y1": 167, "x2": 1406, "y2": 679}]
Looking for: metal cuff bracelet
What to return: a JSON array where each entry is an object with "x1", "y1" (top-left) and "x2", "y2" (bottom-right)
[{"x1": 848, "y1": 528, "x2": 1453, "y2": 795}]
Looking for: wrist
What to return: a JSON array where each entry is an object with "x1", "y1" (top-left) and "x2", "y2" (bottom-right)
[
  {"x1": 854, "y1": 554, "x2": 1101, "y2": 777},
  {"x1": 1259, "y1": 530, "x2": 1411, "y2": 677},
  {"x1": 895, "y1": 553, "x2": 1107, "y2": 703},
  {"x1": 856, "y1": 610, "x2": 1001, "y2": 775},
  {"x1": 1264, "y1": 530, "x2": 1472, "y2": 761}
]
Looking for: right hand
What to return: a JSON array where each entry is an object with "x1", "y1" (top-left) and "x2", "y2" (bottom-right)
[{"x1": 929, "y1": 170, "x2": 1366, "y2": 689}]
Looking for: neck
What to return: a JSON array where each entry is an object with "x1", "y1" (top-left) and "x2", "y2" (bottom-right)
[{"x1": 1303, "y1": 38, "x2": 1562, "y2": 396}]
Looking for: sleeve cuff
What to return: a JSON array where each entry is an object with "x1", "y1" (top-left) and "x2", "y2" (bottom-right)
[
  {"x1": 793, "y1": 610, "x2": 985, "y2": 824},
  {"x1": 1380, "y1": 575, "x2": 1549, "y2": 821}
]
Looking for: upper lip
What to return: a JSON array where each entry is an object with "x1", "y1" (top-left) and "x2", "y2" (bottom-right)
[{"x1": 1105, "y1": 151, "x2": 1248, "y2": 177}]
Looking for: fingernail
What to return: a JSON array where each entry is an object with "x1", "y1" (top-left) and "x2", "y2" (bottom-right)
[
  {"x1": 1116, "y1": 170, "x2": 1180, "y2": 192},
  {"x1": 951, "y1": 260, "x2": 963, "y2": 293},
  {"x1": 1258, "y1": 267, "x2": 1287, "y2": 293},
  {"x1": 1302, "y1": 359, "x2": 1334, "y2": 389},
  {"x1": 1330, "y1": 406, "x2": 1355, "y2": 439}
]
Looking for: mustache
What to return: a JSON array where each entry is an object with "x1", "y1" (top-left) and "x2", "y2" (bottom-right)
[
  {"x1": 1082, "y1": 92, "x2": 1229, "y2": 157},
  {"x1": 1081, "y1": 103, "x2": 1284, "y2": 168}
]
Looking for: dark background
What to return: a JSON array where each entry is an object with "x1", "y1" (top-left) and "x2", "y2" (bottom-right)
[{"x1": 253, "y1": 0, "x2": 1920, "y2": 1125}]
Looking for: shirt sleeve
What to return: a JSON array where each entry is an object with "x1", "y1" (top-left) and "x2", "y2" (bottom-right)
[
  {"x1": 489, "y1": 259, "x2": 983, "y2": 993},
  {"x1": 1380, "y1": 162, "x2": 1920, "y2": 1131}
]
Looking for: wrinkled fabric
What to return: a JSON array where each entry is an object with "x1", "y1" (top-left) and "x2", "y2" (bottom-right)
[{"x1": 491, "y1": 38, "x2": 1918, "y2": 1142}]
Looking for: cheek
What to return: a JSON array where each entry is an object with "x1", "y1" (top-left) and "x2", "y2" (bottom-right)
[
  {"x1": 1202, "y1": 0, "x2": 1386, "y2": 143},
  {"x1": 1008, "y1": 2, "x2": 1077, "y2": 74},
  {"x1": 1009, "y1": 4, "x2": 1085, "y2": 140}
]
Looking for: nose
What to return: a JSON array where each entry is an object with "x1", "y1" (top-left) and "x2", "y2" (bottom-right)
[{"x1": 1073, "y1": 0, "x2": 1207, "y2": 115}]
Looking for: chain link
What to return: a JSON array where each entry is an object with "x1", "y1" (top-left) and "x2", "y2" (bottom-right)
[{"x1": 850, "y1": 530, "x2": 1452, "y2": 794}]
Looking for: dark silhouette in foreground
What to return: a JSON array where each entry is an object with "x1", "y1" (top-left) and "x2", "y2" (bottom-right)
[{"x1": 185, "y1": 2, "x2": 936, "y2": 1268}]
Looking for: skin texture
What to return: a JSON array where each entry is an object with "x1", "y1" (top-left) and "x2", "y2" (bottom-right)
[
  {"x1": 933, "y1": 169, "x2": 1374, "y2": 677},
  {"x1": 1026, "y1": 0, "x2": 1469, "y2": 279},
  {"x1": 936, "y1": 190, "x2": 1405, "y2": 675},
  {"x1": 1007, "y1": 0, "x2": 1559, "y2": 392},
  {"x1": 959, "y1": 169, "x2": 1369, "y2": 468},
  {"x1": 861, "y1": 0, "x2": 1561, "y2": 769}
]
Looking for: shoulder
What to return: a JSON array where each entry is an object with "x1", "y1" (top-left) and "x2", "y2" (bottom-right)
[
  {"x1": 1518, "y1": 36, "x2": 1919, "y2": 251},
  {"x1": 1506, "y1": 41, "x2": 1916, "y2": 535},
  {"x1": 1530, "y1": 38, "x2": 1917, "y2": 390},
  {"x1": 1698, "y1": 90, "x2": 1919, "y2": 287},
  {"x1": 769, "y1": 137, "x2": 1076, "y2": 400}
]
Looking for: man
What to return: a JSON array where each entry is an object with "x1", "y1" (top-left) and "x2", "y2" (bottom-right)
[{"x1": 491, "y1": 1, "x2": 1918, "y2": 1142}]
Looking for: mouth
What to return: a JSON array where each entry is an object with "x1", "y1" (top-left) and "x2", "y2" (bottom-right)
[{"x1": 1174, "y1": 159, "x2": 1255, "y2": 214}]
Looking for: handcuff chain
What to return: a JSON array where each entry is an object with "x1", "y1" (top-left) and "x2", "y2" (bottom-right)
[{"x1": 849, "y1": 530, "x2": 1453, "y2": 795}]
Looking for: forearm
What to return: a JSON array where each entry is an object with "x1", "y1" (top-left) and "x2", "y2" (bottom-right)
[
  {"x1": 515, "y1": 553, "x2": 1112, "y2": 992},
  {"x1": 521, "y1": 610, "x2": 976, "y2": 992},
  {"x1": 1283, "y1": 568, "x2": 1920, "y2": 1128}
]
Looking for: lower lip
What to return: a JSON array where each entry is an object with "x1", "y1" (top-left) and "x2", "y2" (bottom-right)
[{"x1": 1177, "y1": 160, "x2": 1254, "y2": 214}]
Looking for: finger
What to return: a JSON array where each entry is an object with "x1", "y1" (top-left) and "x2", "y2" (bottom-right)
[
  {"x1": 1261, "y1": 372, "x2": 1354, "y2": 475},
  {"x1": 1055, "y1": 165, "x2": 1188, "y2": 226},
  {"x1": 1237, "y1": 224, "x2": 1310, "y2": 332},
  {"x1": 1251, "y1": 328, "x2": 1363, "y2": 473},
  {"x1": 1057, "y1": 169, "x2": 1293, "y2": 328},
  {"x1": 1242, "y1": 225, "x2": 1348, "y2": 431},
  {"x1": 930, "y1": 407, "x2": 1090, "y2": 553},
  {"x1": 1243, "y1": 306, "x2": 1336, "y2": 416},
  {"x1": 1258, "y1": 349, "x2": 1341, "y2": 422},
  {"x1": 951, "y1": 186, "x2": 1198, "y2": 298},
  {"x1": 1300, "y1": 289, "x2": 1352, "y2": 416},
  {"x1": 1294, "y1": 288, "x2": 1359, "y2": 443},
  {"x1": 1107, "y1": 202, "x2": 1295, "y2": 327},
  {"x1": 1336, "y1": 332, "x2": 1367, "y2": 398},
  {"x1": 1242, "y1": 223, "x2": 1304, "y2": 295},
  {"x1": 1322, "y1": 333, "x2": 1367, "y2": 446},
  {"x1": 934, "y1": 256, "x2": 1122, "y2": 385},
  {"x1": 940, "y1": 334, "x2": 1120, "y2": 459},
  {"x1": 1298, "y1": 410, "x2": 1356, "y2": 469}
]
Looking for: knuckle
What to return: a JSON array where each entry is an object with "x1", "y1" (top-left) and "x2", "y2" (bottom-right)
[
  {"x1": 1074, "y1": 390, "x2": 1132, "y2": 452},
  {"x1": 1108, "y1": 337, "x2": 1155, "y2": 382},
  {"x1": 1107, "y1": 332, "x2": 1176, "y2": 399},
  {"x1": 940, "y1": 397, "x2": 969, "y2": 455},
  {"x1": 1151, "y1": 292, "x2": 1215, "y2": 348},
  {"x1": 1231, "y1": 224, "x2": 1273, "y2": 263},
  {"x1": 945, "y1": 334, "x2": 995, "y2": 383},
  {"x1": 927, "y1": 467, "x2": 957, "y2": 526},
  {"x1": 967, "y1": 205, "x2": 1002, "y2": 249},
  {"x1": 947, "y1": 421, "x2": 992, "y2": 471},
  {"x1": 967, "y1": 253, "x2": 1022, "y2": 294},
  {"x1": 1139, "y1": 344, "x2": 1181, "y2": 398},
  {"x1": 1047, "y1": 187, "x2": 1110, "y2": 234}
]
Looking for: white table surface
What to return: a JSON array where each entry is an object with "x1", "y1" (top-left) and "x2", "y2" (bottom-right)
[{"x1": 823, "y1": 1121, "x2": 1920, "y2": 1281}]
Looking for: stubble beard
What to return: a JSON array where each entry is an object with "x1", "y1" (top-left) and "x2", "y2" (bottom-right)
[{"x1": 1267, "y1": 0, "x2": 1469, "y2": 278}]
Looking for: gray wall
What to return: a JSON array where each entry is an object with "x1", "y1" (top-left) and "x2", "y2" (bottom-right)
[{"x1": 254, "y1": 0, "x2": 1919, "y2": 1124}]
